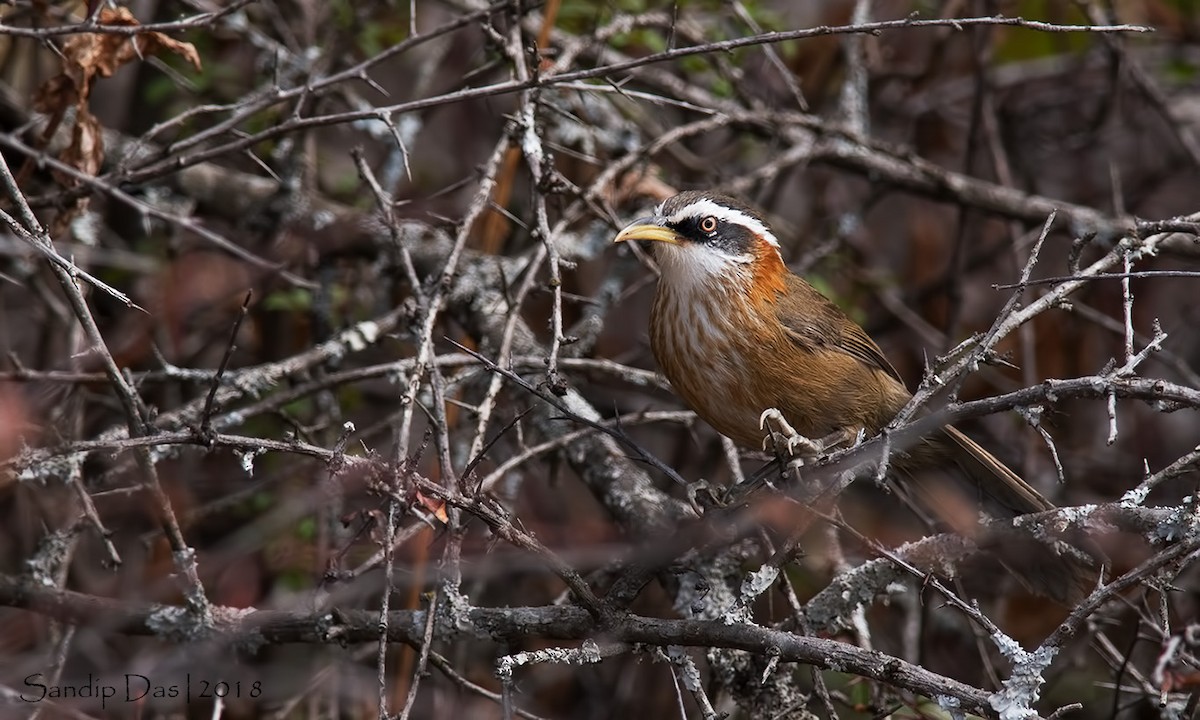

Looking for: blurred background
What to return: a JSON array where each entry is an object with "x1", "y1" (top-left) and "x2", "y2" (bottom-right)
[{"x1": 1, "y1": 1, "x2": 1200, "y2": 718}]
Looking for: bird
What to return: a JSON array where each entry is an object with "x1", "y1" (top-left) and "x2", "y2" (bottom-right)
[{"x1": 613, "y1": 190, "x2": 1092, "y2": 601}]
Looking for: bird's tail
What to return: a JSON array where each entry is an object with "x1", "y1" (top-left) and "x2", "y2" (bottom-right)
[
  {"x1": 926, "y1": 425, "x2": 1098, "y2": 604},
  {"x1": 940, "y1": 425, "x2": 1053, "y2": 516}
]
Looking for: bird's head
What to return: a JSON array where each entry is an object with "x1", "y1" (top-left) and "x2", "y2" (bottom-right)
[{"x1": 613, "y1": 191, "x2": 786, "y2": 296}]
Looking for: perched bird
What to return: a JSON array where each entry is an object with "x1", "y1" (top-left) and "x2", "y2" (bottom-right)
[{"x1": 614, "y1": 190, "x2": 1090, "y2": 600}]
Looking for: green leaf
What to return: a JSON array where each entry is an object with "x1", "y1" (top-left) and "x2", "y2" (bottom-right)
[
  {"x1": 295, "y1": 517, "x2": 317, "y2": 541},
  {"x1": 263, "y1": 288, "x2": 313, "y2": 311}
]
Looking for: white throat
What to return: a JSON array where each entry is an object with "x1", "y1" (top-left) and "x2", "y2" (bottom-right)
[{"x1": 653, "y1": 242, "x2": 754, "y2": 296}]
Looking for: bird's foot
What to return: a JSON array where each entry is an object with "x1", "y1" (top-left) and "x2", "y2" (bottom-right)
[{"x1": 758, "y1": 408, "x2": 825, "y2": 463}]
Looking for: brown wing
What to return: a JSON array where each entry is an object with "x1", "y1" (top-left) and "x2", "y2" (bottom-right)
[
  {"x1": 772, "y1": 271, "x2": 1091, "y2": 600},
  {"x1": 774, "y1": 274, "x2": 903, "y2": 383}
]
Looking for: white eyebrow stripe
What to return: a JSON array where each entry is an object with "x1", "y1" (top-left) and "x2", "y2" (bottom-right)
[{"x1": 664, "y1": 198, "x2": 780, "y2": 248}]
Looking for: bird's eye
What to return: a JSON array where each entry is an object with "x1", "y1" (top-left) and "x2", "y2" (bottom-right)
[{"x1": 699, "y1": 216, "x2": 718, "y2": 234}]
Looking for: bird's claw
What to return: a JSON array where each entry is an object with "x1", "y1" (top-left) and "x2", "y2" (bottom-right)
[{"x1": 758, "y1": 408, "x2": 824, "y2": 461}]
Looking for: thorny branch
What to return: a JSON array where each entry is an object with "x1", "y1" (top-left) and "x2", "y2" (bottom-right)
[{"x1": 1, "y1": 3, "x2": 1198, "y2": 719}]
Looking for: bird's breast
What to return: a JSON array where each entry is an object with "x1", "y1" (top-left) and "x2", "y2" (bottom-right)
[
  {"x1": 649, "y1": 284, "x2": 772, "y2": 446},
  {"x1": 649, "y1": 280, "x2": 900, "y2": 448}
]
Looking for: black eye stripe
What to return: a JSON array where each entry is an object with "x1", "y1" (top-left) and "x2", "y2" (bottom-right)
[
  {"x1": 672, "y1": 217, "x2": 721, "y2": 238},
  {"x1": 665, "y1": 216, "x2": 755, "y2": 255}
]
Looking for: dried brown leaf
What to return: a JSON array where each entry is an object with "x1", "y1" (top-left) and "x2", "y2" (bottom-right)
[
  {"x1": 60, "y1": 7, "x2": 201, "y2": 96},
  {"x1": 30, "y1": 6, "x2": 203, "y2": 183},
  {"x1": 60, "y1": 108, "x2": 103, "y2": 178},
  {"x1": 415, "y1": 490, "x2": 449, "y2": 524}
]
